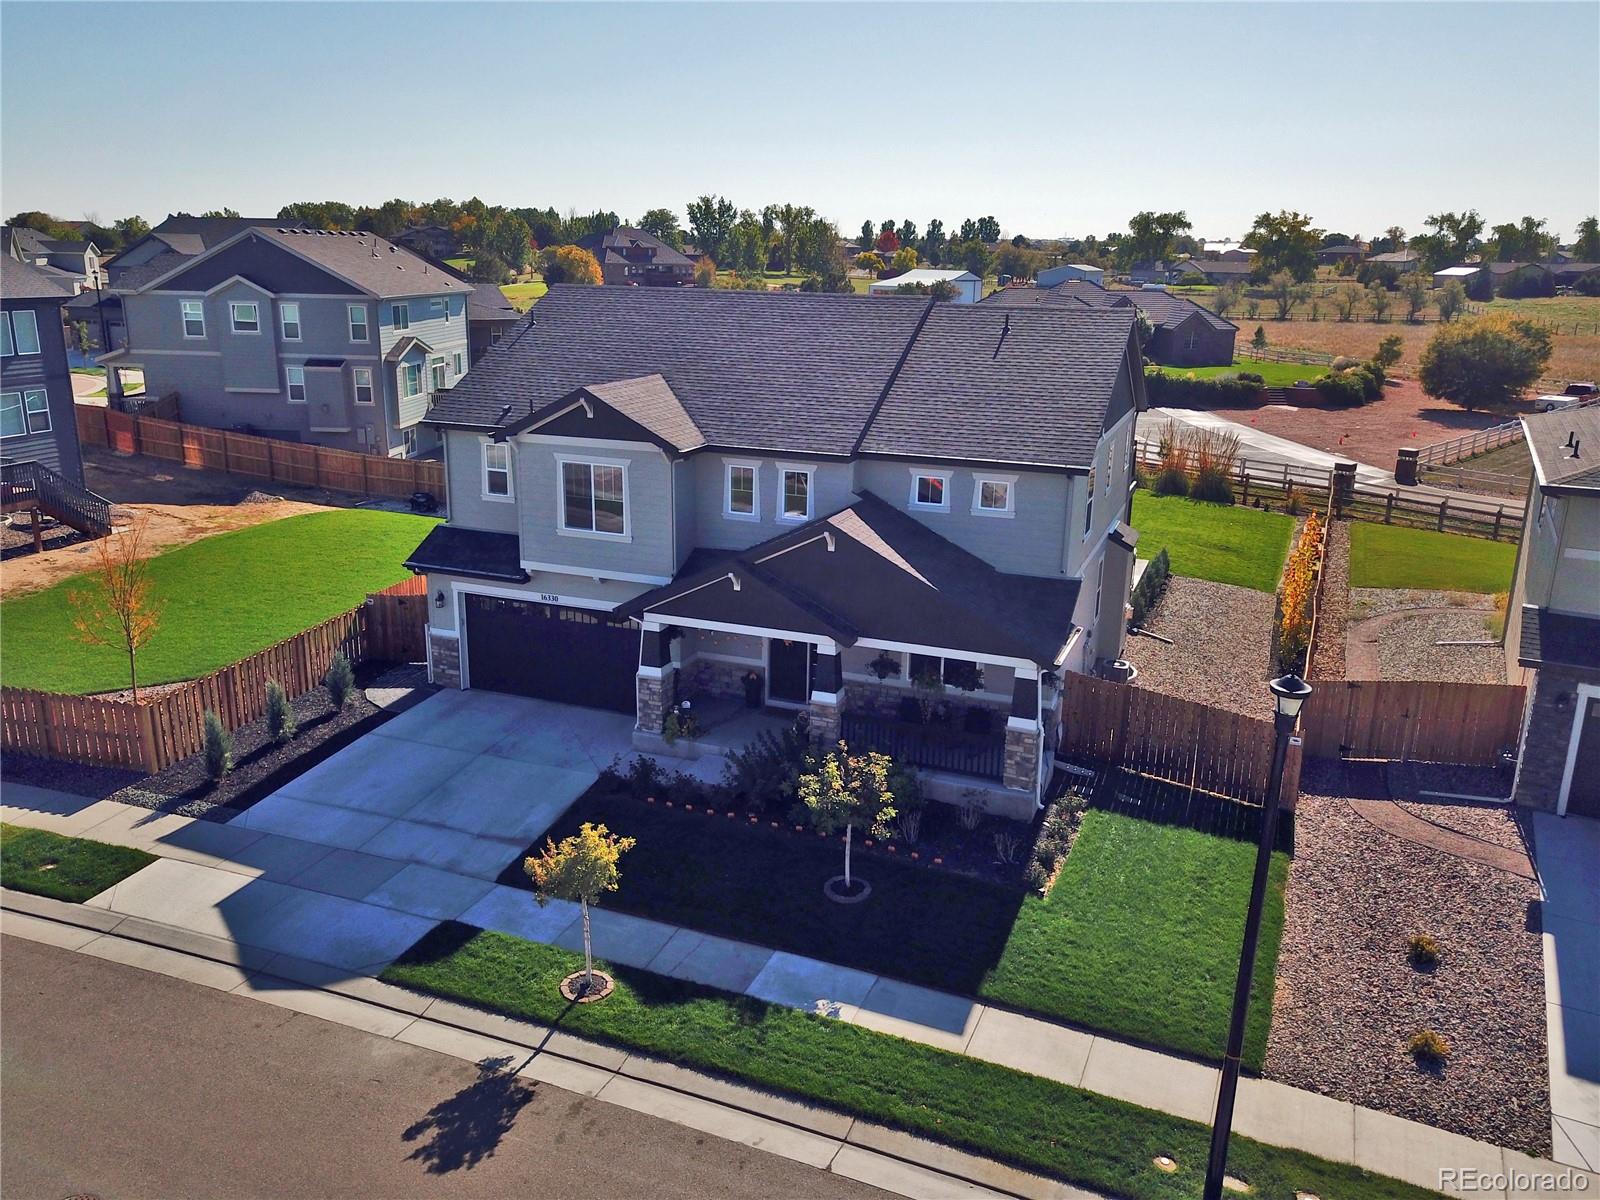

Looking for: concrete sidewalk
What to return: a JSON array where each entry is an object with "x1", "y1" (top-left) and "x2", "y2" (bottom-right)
[
  {"x1": 4, "y1": 786, "x2": 1590, "y2": 1198},
  {"x1": 1533, "y1": 812, "x2": 1600, "y2": 1172}
]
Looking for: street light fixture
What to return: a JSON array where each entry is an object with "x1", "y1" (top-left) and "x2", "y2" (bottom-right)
[{"x1": 1203, "y1": 672, "x2": 1311, "y2": 1200}]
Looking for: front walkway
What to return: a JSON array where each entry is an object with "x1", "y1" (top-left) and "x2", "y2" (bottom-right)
[{"x1": 1533, "y1": 812, "x2": 1600, "y2": 1171}]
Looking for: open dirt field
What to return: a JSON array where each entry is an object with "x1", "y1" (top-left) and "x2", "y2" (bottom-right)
[{"x1": 1209, "y1": 379, "x2": 1513, "y2": 469}]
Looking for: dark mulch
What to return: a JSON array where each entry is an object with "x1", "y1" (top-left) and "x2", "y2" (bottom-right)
[
  {"x1": 107, "y1": 664, "x2": 435, "y2": 822},
  {"x1": 0, "y1": 752, "x2": 144, "y2": 800},
  {"x1": 1, "y1": 515, "x2": 88, "y2": 560},
  {"x1": 500, "y1": 780, "x2": 1028, "y2": 996},
  {"x1": 1265, "y1": 758, "x2": 1549, "y2": 1156}
]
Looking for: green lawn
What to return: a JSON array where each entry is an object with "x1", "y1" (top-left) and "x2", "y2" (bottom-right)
[
  {"x1": 504, "y1": 787, "x2": 1023, "y2": 996},
  {"x1": 0, "y1": 823, "x2": 155, "y2": 902},
  {"x1": 1131, "y1": 492, "x2": 1295, "y2": 592},
  {"x1": 500, "y1": 279, "x2": 548, "y2": 310},
  {"x1": 1349, "y1": 523, "x2": 1518, "y2": 593},
  {"x1": 443, "y1": 256, "x2": 473, "y2": 271},
  {"x1": 981, "y1": 810, "x2": 1287, "y2": 1068},
  {"x1": 1154, "y1": 361, "x2": 1327, "y2": 386},
  {"x1": 382, "y1": 924, "x2": 1433, "y2": 1200},
  {"x1": 0, "y1": 510, "x2": 437, "y2": 694}
]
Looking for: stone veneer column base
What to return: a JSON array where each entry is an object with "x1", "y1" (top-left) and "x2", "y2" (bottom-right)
[
  {"x1": 808, "y1": 701, "x2": 842, "y2": 748},
  {"x1": 429, "y1": 632, "x2": 461, "y2": 688},
  {"x1": 1003, "y1": 723, "x2": 1041, "y2": 794},
  {"x1": 636, "y1": 669, "x2": 678, "y2": 735}
]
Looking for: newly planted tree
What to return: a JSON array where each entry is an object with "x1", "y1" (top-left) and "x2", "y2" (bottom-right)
[
  {"x1": 67, "y1": 514, "x2": 163, "y2": 701},
  {"x1": 524, "y1": 822, "x2": 635, "y2": 999},
  {"x1": 799, "y1": 743, "x2": 897, "y2": 896}
]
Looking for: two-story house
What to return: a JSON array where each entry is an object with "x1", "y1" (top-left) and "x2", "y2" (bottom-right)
[
  {"x1": 101, "y1": 226, "x2": 472, "y2": 457},
  {"x1": 1507, "y1": 406, "x2": 1600, "y2": 818},
  {"x1": 2, "y1": 226, "x2": 102, "y2": 292},
  {"x1": 1, "y1": 256, "x2": 85, "y2": 485},
  {"x1": 984, "y1": 278, "x2": 1237, "y2": 367},
  {"x1": 404, "y1": 287, "x2": 1145, "y2": 817},
  {"x1": 573, "y1": 227, "x2": 696, "y2": 287}
]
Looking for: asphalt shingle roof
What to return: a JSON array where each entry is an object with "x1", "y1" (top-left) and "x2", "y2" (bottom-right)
[
  {"x1": 1, "y1": 255, "x2": 73, "y2": 300},
  {"x1": 858, "y1": 304, "x2": 1135, "y2": 469},
  {"x1": 256, "y1": 229, "x2": 472, "y2": 298},
  {"x1": 584, "y1": 375, "x2": 706, "y2": 453},
  {"x1": 575, "y1": 227, "x2": 694, "y2": 269},
  {"x1": 428, "y1": 285, "x2": 1136, "y2": 469},
  {"x1": 1523, "y1": 406, "x2": 1600, "y2": 491},
  {"x1": 981, "y1": 278, "x2": 1234, "y2": 335},
  {"x1": 468, "y1": 282, "x2": 520, "y2": 322}
]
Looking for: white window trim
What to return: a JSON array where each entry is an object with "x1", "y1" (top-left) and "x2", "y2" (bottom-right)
[
  {"x1": 352, "y1": 367, "x2": 374, "y2": 405},
  {"x1": 452, "y1": 350, "x2": 466, "y2": 376},
  {"x1": 723, "y1": 458, "x2": 761, "y2": 522},
  {"x1": 908, "y1": 467, "x2": 953, "y2": 513},
  {"x1": 22, "y1": 389, "x2": 50, "y2": 433},
  {"x1": 429, "y1": 355, "x2": 447, "y2": 391},
  {"x1": 973, "y1": 473, "x2": 1018, "y2": 518},
  {"x1": 9, "y1": 309, "x2": 40, "y2": 355},
  {"x1": 556, "y1": 455, "x2": 632, "y2": 542},
  {"x1": 0, "y1": 313, "x2": 11, "y2": 357},
  {"x1": 0, "y1": 390, "x2": 31, "y2": 438},
  {"x1": 400, "y1": 362, "x2": 423, "y2": 399},
  {"x1": 777, "y1": 461, "x2": 816, "y2": 523},
  {"x1": 229, "y1": 301, "x2": 260, "y2": 334},
  {"x1": 348, "y1": 304, "x2": 369, "y2": 342},
  {"x1": 180, "y1": 299, "x2": 206, "y2": 340},
  {"x1": 280, "y1": 301, "x2": 302, "y2": 341},
  {"x1": 392, "y1": 302, "x2": 410, "y2": 330},
  {"x1": 285, "y1": 365, "x2": 307, "y2": 402},
  {"x1": 481, "y1": 438, "x2": 514, "y2": 503},
  {"x1": 431, "y1": 297, "x2": 447, "y2": 319}
]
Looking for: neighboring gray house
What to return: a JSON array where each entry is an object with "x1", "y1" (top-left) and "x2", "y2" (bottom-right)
[
  {"x1": 405, "y1": 286, "x2": 1146, "y2": 817},
  {"x1": 467, "y1": 283, "x2": 522, "y2": 365},
  {"x1": 2, "y1": 226, "x2": 102, "y2": 291},
  {"x1": 1507, "y1": 407, "x2": 1600, "y2": 818},
  {"x1": 103, "y1": 225, "x2": 472, "y2": 457},
  {"x1": 984, "y1": 278, "x2": 1238, "y2": 367},
  {"x1": 1, "y1": 256, "x2": 86, "y2": 485}
]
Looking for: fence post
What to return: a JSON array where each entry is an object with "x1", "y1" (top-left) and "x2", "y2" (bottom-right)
[
  {"x1": 1492, "y1": 508, "x2": 1503, "y2": 541},
  {"x1": 1385, "y1": 493, "x2": 1394, "y2": 524},
  {"x1": 1438, "y1": 498, "x2": 1448, "y2": 531},
  {"x1": 1241, "y1": 473, "x2": 1250, "y2": 505},
  {"x1": 135, "y1": 703, "x2": 159, "y2": 773}
]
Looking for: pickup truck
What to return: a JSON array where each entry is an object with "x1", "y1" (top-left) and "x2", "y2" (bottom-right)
[{"x1": 1534, "y1": 382, "x2": 1600, "y2": 412}]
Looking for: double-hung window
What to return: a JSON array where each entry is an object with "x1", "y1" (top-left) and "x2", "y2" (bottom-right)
[
  {"x1": 280, "y1": 302, "x2": 301, "y2": 340},
  {"x1": 973, "y1": 475, "x2": 1016, "y2": 517},
  {"x1": 724, "y1": 461, "x2": 758, "y2": 520},
  {"x1": 352, "y1": 367, "x2": 374, "y2": 404},
  {"x1": 348, "y1": 304, "x2": 369, "y2": 342},
  {"x1": 392, "y1": 302, "x2": 409, "y2": 330},
  {"x1": 560, "y1": 460, "x2": 626, "y2": 536},
  {"x1": 452, "y1": 350, "x2": 466, "y2": 377},
  {"x1": 285, "y1": 365, "x2": 306, "y2": 402},
  {"x1": 429, "y1": 356, "x2": 447, "y2": 391},
  {"x1": 0, "y1": 389, "x2": 50, "y2": 437},
  {"x1": 431, "y1": 297, "x2": 447, "y2": 320},
  {"x1": 909, "y1": 470, "x2": 951, "y2": 511},
  {"x1": 779, "y1": 466, "x2": 812, "y2": 522},
  {"x1": 181, "y1": 300, "x2": 205, "y2": 338},
  {"x1": 402, "y1": 362, "x2": 422, "y2": 398},
  {"x1": 483, "y1": 440, "x2": 512, "y2": 499},
  {"x1": 2, "y1": 310, "x2": 41, "y2": 355},
  {"x1": 1084, "y1": 465, "x2": 1096, "y2": 536},
  {"x1": 229, "y1": 301, "x2": 259, "y2": 333}
]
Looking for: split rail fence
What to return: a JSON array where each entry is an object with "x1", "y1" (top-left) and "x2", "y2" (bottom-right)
[
  {"x1": 75, "y1": 405, "x2": 444, "y2": 499},
  {"x1": 1, "y1": 577, "x2": 428, "y2": 775}
]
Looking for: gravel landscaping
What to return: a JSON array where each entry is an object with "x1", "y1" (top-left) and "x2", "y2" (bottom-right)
[
  {"x1": 1309, "y1": 519, "x2": 1349, "y2": 680},
  {"x1": 1346, "y1": 588, "x2": 1505, "y2": 683},
  {"x1": 1124, "y1": 576, "x2": 1276, "y2": 720},
  {"x1": 1265, "y1": 759, "x2": 1549, "y2": 1155},
  {"x1": 1, "y1": 514, "x2": 88, "y2": 560},
  {"x1": 106, "y1": 664, "x2": 432, "y2": 822}
]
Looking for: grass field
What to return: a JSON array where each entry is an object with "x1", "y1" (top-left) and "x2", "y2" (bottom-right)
[
  {"x1": 499, "y1": 279, "x2": 548, "y2": 310},
  {"x1": 1154, "y1": 361, "x2": 1327, "y2": 385},
  {"x1": 382, "y1": 924, "x2": 1429, "y2": 1200},
  {"x1": 0, "y1": 824, "x2": 155, "y2": 902},
  {"x1": 981, "y1": 809, "x2": 1286, "y2": 1068},
  {"x1": 0, "y1": 509, "x2": 437, "y2": 694},
  {"x1": 1349, "y1": 523, "x2": 1518, "y2": 593},
  {"x1": 1130, "y1": 492, "x2": 1295, "y2": 592}
]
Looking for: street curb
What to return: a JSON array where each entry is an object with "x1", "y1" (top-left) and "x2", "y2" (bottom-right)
[{"x1": 0, "y1": 890, "x2": 1081, "y2": 1200}]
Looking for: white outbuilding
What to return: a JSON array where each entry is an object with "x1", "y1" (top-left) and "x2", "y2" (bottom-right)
[
  {"x1": 867, "y1": 268, "x2": 983, "y2": 304},
  {"x1": 1037, "y1": 263, "x2": 1105, "y2": 288}
]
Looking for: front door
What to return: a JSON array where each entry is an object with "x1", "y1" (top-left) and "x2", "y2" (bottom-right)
[
  {"x1": 1567, "y1": 696, "x2": 1600, "y2": 818},
  {"x1": 767, "y1": 639, "x2": 812, "y2": 707}
]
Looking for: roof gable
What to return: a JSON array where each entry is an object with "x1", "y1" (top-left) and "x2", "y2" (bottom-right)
[{"x1": 148, "y1": 232, "x2": 362, "y2": 296}]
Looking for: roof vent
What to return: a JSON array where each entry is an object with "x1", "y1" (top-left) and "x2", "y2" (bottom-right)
[
  {"x1": 823, "y1": 531, "x2": 836, "y2": 552},
  {"x1": 1566, "y1": 435, "x2": 1582, "y2": 458},
  {"x1": 993, "y1": 313, "x2": 1012, "y2": 359}
]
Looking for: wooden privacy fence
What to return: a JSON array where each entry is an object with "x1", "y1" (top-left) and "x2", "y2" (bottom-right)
[
  {"x1": 75, "y1": 405, "x2": 444, "y2": 499},
  {"x1": 1059, "y1": 674, "x2": 1302, "y2": 808},
  {"x1": 1, "y1": 577, "x2": 428, "y2": 774},
  {"x1": 1299, "y1": 680, "x2": 1527, "y2": 766}
]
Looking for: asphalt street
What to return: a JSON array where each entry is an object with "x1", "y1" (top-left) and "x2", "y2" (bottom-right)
[{"x1": 0, "y1": 935, "x2": 891, "y2": 1200}]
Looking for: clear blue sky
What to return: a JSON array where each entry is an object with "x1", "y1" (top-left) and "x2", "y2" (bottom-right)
[{"x1": 4, "y1": 2, "x2": 1596, "y2": 242}]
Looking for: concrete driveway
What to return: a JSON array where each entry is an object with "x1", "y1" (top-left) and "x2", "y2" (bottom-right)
[
  {"x1": 236, "y1": 689, "x2": 634, "y2": 879},
  {"x1": 1533, "y1": 812, "x2": 1600, "y2": 1171}
]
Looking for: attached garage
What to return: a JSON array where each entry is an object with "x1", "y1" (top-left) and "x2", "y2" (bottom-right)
[{"x1": 462, "y1": 594, "x2": 638, "y2": 712}]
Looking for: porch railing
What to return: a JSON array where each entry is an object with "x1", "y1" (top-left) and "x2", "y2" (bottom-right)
[
  {"x1": 841, "y1": 712, "x2": 1006, "y2": 782},
  {"x1": 0, "y1": 459, "x2": 113, "y2": 538}
]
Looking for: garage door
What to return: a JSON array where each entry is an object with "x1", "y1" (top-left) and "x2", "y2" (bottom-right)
[{"x1": 463, "y1": 594, "x2": 638, "y2": 713}]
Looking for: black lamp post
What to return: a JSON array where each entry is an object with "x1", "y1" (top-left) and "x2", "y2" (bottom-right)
[{"x1": 1203, "y1": 672, "x2": 1312, "y2": 1200}]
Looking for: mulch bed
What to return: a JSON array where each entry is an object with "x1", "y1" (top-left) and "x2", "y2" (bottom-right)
[
  {"x1": 1264, "y1": 759, "x2": 1549, "y2": 1155},
  {"x1": 107, "y1": 664, "x2": 434, "y2": 822},
  {"x1": 1, "y1": 515, "x2": 88, "y2": 560},
  {"x1": 1124, "y1": 576, "x2": 1277, "y2": 721},
  {"x1": 1309, "y1": 519, "x2": 1350, "y2": 680}
]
